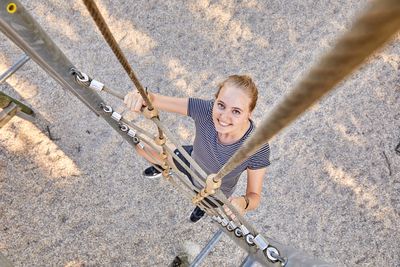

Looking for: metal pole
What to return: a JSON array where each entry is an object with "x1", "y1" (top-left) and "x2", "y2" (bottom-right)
[
  {"x1": 0, "y1": 0, "x2": 137, "y2": 147},
  {"x1": 189, "y1": 229, "x2": 224, "y2": 267},
  {"x1": 0, "y1": 102, "x2": 19, "y2": 128},
  {"x1": 0, "y1": 91, "x2": 34, "y2": 115},
  {"x1": 239, "y1": 255, "x2": 255, "y2": 267},
  {"x1": 0, "y1": 53, "x2": 30, "y2": 84},
  {"x1": 216, "y1": 224, "x2": 335, "y2": 267}
]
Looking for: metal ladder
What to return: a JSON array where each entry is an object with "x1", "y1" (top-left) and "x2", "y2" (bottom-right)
[
  {"x1": 171, "y1": 229, "x2": 257, "y2": 267},
  {"x1": 0, "y1": 53, "x2": 34, "y2": 128}
]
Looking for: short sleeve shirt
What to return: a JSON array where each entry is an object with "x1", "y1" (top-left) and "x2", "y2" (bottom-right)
[{"x1": 188, "y1": 98, "x2": 270, "y2": 196}]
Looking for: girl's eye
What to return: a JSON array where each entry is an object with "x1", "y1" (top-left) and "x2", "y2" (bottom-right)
[
  {"x1": 233, "y1": 110, "x2": 241, "y2": 115},
  {"x1": 217, "y1": 103, "x2": 224, "y2": 109}
]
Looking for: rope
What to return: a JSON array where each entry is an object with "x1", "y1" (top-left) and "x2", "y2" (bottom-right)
[
  {"x1": 212, "y1": 0, "x2": 400, "y2": 183},
  {"x1": 81, "y1": 0, "x2": 153, "y2": 110}
]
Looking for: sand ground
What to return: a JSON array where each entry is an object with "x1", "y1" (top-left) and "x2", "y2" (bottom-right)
[{"x1": 1, "y1": 0, "x2": 399, "y2": 266}]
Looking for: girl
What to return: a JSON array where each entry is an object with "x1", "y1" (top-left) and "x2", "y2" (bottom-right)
[{"x1": 124, "y1": 75, "x2": 270, "y2": 222}]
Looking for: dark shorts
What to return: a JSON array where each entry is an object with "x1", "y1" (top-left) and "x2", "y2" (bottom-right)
[{"x1": 172, "y1": 145, "x2": 222, "y2": 208}]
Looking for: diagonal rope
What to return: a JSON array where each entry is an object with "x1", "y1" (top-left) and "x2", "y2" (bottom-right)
[
  {"x1": 212, "y1": 0, "x2": 400, "y2": 183},
  {"x1": 81, "y1": 0, "x2": 153, "y2": 110}
]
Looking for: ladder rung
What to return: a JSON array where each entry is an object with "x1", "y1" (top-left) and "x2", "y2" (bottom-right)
[
  {"x1": 0, "y1": 54, "x2": 30, "y2": 84},
  {"x1": 0, "y1": 92, "x2": 33, "y2": 115},
  {"x1": 0, "y1": 102, "x2": 20, "y2": 128}
]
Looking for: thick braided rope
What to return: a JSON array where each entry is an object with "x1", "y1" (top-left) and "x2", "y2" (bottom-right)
[
  {"x1": 82, "y1": 0, "x2": 168, "y2": 155},
  {"x1": 81, "y1": 0, "x2": 154, "y2": 110},
  {"x1": 213, "y1": 0, "x2": 400, "y2": 183}
]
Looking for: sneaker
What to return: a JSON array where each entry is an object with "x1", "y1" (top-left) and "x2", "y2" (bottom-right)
[
  {"x1": 142, "y1": 165, "x2": 162, "y2": 179},
  {"x1": 189, "y1": 206, "x2": 205, "y2": 223}
]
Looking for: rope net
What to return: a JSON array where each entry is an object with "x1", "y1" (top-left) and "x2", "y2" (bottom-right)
[{"x1": 78, "y1": 0, "x2": 400, "y2": 265}]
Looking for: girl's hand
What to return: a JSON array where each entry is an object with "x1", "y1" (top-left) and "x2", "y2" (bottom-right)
[
  {"x1": 124, "y1": 91, "x2": 146, "y2": 113},
  {"x1": 224, "y1": 196, "x2": 247, "y2": 219}
]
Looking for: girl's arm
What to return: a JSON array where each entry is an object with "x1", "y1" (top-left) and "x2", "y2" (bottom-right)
[
  {"x1": 124, "y1": 91, "x2": 189, "y2": 116},
  {"x1": 230, "y1": 167, "x2": 266, "y2": 214}
]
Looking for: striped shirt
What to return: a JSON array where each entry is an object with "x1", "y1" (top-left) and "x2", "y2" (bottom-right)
[{"x1": 188, "y1": 98, "x2": 270, "y2": 197}]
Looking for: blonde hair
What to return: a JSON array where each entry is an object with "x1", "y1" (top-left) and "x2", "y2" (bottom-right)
[{"x1": 215, "y1": 75, "x2": 258, "y2": 112}]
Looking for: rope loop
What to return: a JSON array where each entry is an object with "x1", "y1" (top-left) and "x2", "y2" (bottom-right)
[{"x1": 192, "y1": 174, "x2": 221, "y2": 204}]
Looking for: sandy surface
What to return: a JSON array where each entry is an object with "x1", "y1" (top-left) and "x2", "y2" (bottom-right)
[{"x1": 1, "y1": 0, "x2": 399, "y2": 266}]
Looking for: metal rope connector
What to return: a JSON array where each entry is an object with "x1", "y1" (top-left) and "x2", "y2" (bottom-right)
[
  {"x1": 111, "y1": 111, "x2": 122, "y2": 121},
  {"x1": 253, "y1": 234, "x2": 269, "y2": 250},
  {"x1": 71, "y1": 68, "x2": 91, "y2": 88},
  {"x1": 154, "y1": 136, "x2": 166, "y2": 146},
  {"x1": 127, "y1": 129, "x2": 136, "y2": 137},
  {"x1": 192, "y1": 174, "x2": 221, "y2": 204},
  {"x1": 161, "y1": 161, "x2": 169, "y2": 170},
  {"x1": 266, "y1": 246, "x2": 287, "y2": 266},
  {"x1": 89, "y1": 79, "x2": 104, "y2": 92},
  {"x1": 159, "y1": 152, "x2": 168, "y2": 160},
  {"x1": 69, "y1": 67, "x2": 84, "y2": 80},
  {"x1": 119, "y1": 123, "x2": 129, "y2": 132},
  {"x1": 162, "y1": 169, "x2": 171, "y2": 178},
  {"x1": 246, "y1": 234, "x2": 256, "y2": 246},
  {"x1": 70, "y1": 68, "x2": 105, "y2": 92},
  {"x1": 234, "y1": 227, "x2": 242, "y2": 237},
  {"x1": 220, "y1": 218, "x2": 229, "y2": 227},
  {"x1": 143, "y1": 106, "x2": 159, "y2": 119},
  {"x1": 226, "y1": 221, "x2": 237, "y2": 231}
]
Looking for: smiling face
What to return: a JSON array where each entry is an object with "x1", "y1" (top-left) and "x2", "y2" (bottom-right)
[{"x1": 212, "y1": 84, "x2": 252, "y2": 136}]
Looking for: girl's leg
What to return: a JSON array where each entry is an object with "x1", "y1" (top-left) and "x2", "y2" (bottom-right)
[{"x1": 135, "y1": 144, "x2": 164, "y2": 165}]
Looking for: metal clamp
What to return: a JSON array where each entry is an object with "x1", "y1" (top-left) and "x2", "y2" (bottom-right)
[
  {"x1": 160, "y1": 152, "x2": 168, "y2": 160},
  {"x1": 143, "y1": 106, "x2": 158, "y2": 119},
  {"x1": 234, "y1": 227, "x2": 243, "y2": 237},
  {"x1": 227, "y1": 221, "x2": 237, "y2": 232},
  {"x1": 70, "y1": 67, "x2": 85, "y2": 80},
  {"x1": 192, "y1": 174, "x2": 221, "y2": 204},
  {"x1": 239, "y1": 225, "x2": 250, "y2": 236},
  {"x1": 265, "y1": 246, "x2": 287, "y2": 266},
  {"x1": 119, "y1": 123, "x2": 129, "y2": 132},
  {"x1": 111, "y1": 111, "x2": 122, "y2": 121},
  {"x1": 76, "y1": 72, "x2": 89, "y2": 83},
  {"x1": 245, "y1": 234, "x2": 255, "y2": 246},
  {"x1": 162, "y1": 169, "x2": 171, "y2": 178},
  {"x1": 116, "y1": 122, "x2": 141, "y2": 146},
  {"x1": 154, "y1": 136, "x2": 166, "y2": 146},
  {"x1": 89, "y1": 79, "x2": 104, "y2": 92},
  {"x1": 101, "y1": 104, "x2": 113, "y2": 113},
  {"x1": 161, "y1": 162, "x2": 169, "y2": 170},
  {"x1": 253, "y1": 234, "x2": 269, "y2": 250},
  {"x1": 212, "y1": 216, "x2": 222, "y2": 224},
  {"x1": 221, "y1": 218, "x2": 229, "y2": 227},
  {"x1": 127, "y1": 129, "x2": 136, "y2": 137},
  {"x1": 70, "y1": 68, "x2": 104, "y2": 92},
  {"x1": 136, "y1": 142, "x2": 144, "y2": 149},
  {"x1": 133, "y1": 136, "x2": 140, "y2": 144}
]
